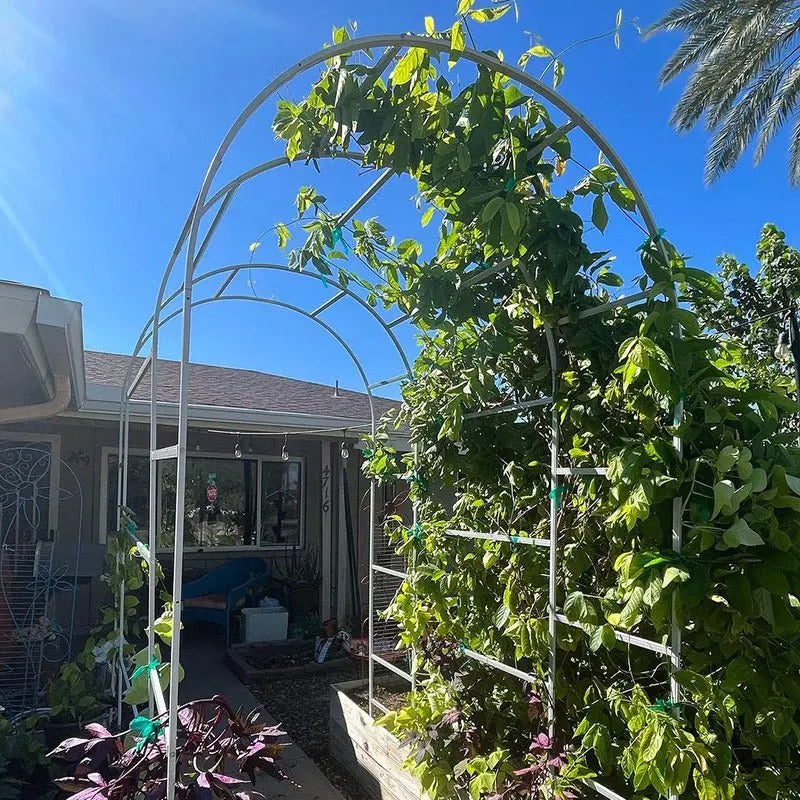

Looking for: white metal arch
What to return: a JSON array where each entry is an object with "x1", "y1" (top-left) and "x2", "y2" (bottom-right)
[{"x1": 119, "y1": 33, "x2": 683, "y2": 800}]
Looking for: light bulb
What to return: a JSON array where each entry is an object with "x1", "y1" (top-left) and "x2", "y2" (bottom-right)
[
  {"x1": 340, "y1": 442, "x2": 349, "y2": 460},
  {"x1": 234, "y1": 438, "x2": 242, "y2": 459},
  {"x1": 775, "y1": 330, "x2": 791, "y2": 362},
  {"x1": 281, "y1": 445, "x2": 289, "y2": 462}
]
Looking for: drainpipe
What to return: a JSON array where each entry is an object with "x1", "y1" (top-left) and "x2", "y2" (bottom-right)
[{"x1": 0, "y1": 374, "x2": 71, "y2": 424}]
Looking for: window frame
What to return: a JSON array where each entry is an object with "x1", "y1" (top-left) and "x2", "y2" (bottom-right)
[{"x1": 100, "y1": 447, "x2": 306, "y2": 551}]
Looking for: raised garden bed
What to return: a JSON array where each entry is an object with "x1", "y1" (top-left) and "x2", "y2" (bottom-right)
[
  {"x1": 329, "y1": 677, "x2": 420, "y2": 800},
  {"x1": 226, "y1": 638, "x2": 349, "y2": 682}
]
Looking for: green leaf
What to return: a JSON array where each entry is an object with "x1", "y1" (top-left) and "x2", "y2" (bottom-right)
[
  {"x1": 615, "y1": 8, "x2": 623, "y2": 27},
  {"x1": 275, "y1": 222, "x2": 291, "y2": 250},
  {"x1": 564, "y1": 591, "x2": 589, "y2": 622},
  {"x1": 457, "y1": 0, "x2": 473, "y2": 13},
  {"x1": 449, "y1": 21, "x2": 465, "y2": 66},
  {"x1": 393, "y1": 47, "x2": 425, "y2": 86},
  {"x1": 469, "y1": 4, "x2": 511, "y2": 22},
  {"x1": 663, "y1": 566, "x2": 690, "y2": 587},
  {"x1": 786, "y1": 474, "x2": 800, "y2": 496},
  {"x1": 722, "y1": 518, "x2": 764, "y2": 548},
  {"x1": 424, "y1": 15, "x2": 435, "y2": 35},
  {"x1": 505, "y1": 201, "x2": 521, "y2": 233},
  {"x1": 457, "y1": 142, "x2": 471, "y2": 172},
  {"x1": 553, "y1": 59, "x2": 565, "y2": 87},
  {"x1": 715, "y1": 445, "x2": 739, "y2": 475},
  {"x1": 609, "y1": 183, "x2": 636, "y2": 211},
  {"x1": 592, "y1": 195, "x2": 608, "y2": 232},
  {"x1": 481, "y1": 196, "x2": 504, "y2": 223},
  {"x1": 421, "y1": 207, "x2": 435, "y2": 227},
  {"x1": 712, "y1": 480, "x2": 735, "y2": 519}
]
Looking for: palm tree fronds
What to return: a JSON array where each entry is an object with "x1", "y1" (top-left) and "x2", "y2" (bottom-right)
[
  {"x1": 756, "y1": 58, "x2": 800, "y2": 162},
  {"x1": 789, "y1": 113, "x2": 800, "y2": 184},
  {"x1": 705, "y1": 68, "x2": 785, "y2": 183},
  {"x1": 653, "y1": 0, "x2": 800, "y2": 184}
]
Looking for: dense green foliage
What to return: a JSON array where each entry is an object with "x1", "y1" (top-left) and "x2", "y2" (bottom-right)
[
  {"x1": 688, "y1": 223, "x2": 800, "y2": 395},
  {"x1": 0, "y1": 716, "x2": 57, "y2": 800},
  {"x1": 272, "y1": 13, "x2": 800, "y2": 799}
]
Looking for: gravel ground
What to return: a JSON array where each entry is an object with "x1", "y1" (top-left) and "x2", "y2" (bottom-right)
[{"x1": 249, "y1": 661, "x2": 365, "y2": 800}]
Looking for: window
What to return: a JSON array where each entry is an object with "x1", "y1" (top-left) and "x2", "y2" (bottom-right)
[
  {"x1": 105, "y1": 453, "x2": 150, "y2": 537},
  {"x1": 260, "y1": 460, "x2": 302, "y2": 546},
  {"x1": 160, "y1": 457, "x2": 257, "y2": 549},
  {"x1": 102, "y1": 450, "x2": 304, "y2": 550}
]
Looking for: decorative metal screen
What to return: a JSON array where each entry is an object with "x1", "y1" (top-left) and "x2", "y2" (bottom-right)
[{"x1": 0, "y1": 442, "x2": 82, "y2": 716}]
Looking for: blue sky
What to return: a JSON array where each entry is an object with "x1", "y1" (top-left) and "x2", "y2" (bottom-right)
[{"x1": 1, "y1": 0, "x2": 798, "y2": 397}]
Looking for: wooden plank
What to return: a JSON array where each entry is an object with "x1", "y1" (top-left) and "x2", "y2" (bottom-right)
[{"x1": 329, "y1": 681, "x2": 422, "y2": 800}]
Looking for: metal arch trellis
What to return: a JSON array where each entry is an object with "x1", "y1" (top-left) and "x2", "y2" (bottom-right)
[{"x1": 113, "y1": 33, "x2": 683, "y2": 800}]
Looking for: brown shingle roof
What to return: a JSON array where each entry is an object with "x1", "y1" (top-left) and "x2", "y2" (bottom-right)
[{"x1": 84, "y1": 351, "x2": 399, "y2": 421}]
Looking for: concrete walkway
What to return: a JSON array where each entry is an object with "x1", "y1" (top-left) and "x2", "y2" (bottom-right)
[{"x1": 179, "y1": 628, "x2": 345, "y2": 800}]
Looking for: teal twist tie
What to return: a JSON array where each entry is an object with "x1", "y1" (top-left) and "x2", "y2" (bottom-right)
[
  {"x1": 409, "y1": 522, "x2": 424, "y2": 540},
  {"x1": 127, "y1": 521, "x2": 137, "y2": 535},
  {"x1": 549, "y1": 485, "x2": 568, "y2": 510},
  {"x1": 330, "y1": 226, "x2": 350, "y2": 253},
  {"x1": 504, "y1": 176, "x2": 516, "y2": 192},
  {"x1": 130, "y1": 715, "x2": 164, "y2": 752},
  {"x1": 320, "y1": 274, "x2": 329, "y2": 288},
  {"x1": 637, "y1": 227, "x2": 667, "y2": 252},
  {"x1": 510, "y1": 535, "x2": 519, "y2": 545},
  {"x1": 650, "y1": 697, "x2": 682, "y2": 717},
  {"x1": 363, "y1": 448, "x2": 374, "y2": 459},
  {"x1": 459, "y1": 642, "x2": 466, "y2": 653},
  {"x1": 131, "y1": 658, "x2": 160, "y2": 681}
]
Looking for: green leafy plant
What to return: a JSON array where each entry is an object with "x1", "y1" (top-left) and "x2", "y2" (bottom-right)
[
  {"x1": 266, "y1": 9, "x2": 800, "y2": 799},
  {"x1": 0, "y1": 715, "x2": 58, "y2": 800}
]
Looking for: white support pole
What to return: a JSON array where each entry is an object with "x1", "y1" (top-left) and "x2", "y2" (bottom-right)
[
  {"x1": 321, "y1": 445, "x2": 332, "y2": 619},
  {"x1": 463, "y1": 396, "x2": 552, "y2": 420},
  {"x1": 544, "y1": 324, "x2": 559, "y2": 739},
  {"x1": 446, "y1": 529, "x2": 550, "y2": 547},
  {"x1": 147, "y1": 339, "x2": 159, "y2": 717},
  {"x1": 367, "y1": 478, "x2": 377, "y2": 715},
  {"x1": 166, "y1": 247, "x2": 196, "y2": 800}
]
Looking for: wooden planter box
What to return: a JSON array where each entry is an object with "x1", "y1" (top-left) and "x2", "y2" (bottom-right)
[
  {"x1": 226, "y1": 639, "x2": 349, "y2": 682},
  {"x1": 329, "y1": 678, "x2": 422, "y2": 800}
]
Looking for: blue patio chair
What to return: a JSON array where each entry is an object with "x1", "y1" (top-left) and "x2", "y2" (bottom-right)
[{"x1": 182, "y1": 557, "x2": 267, "y2": 646}]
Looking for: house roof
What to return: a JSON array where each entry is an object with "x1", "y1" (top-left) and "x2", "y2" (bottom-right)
[{"x1": 84, "y1": 351, "x2": 400, "y2": 422}]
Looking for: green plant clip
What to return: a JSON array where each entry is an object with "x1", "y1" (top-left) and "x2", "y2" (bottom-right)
[
  {"x1": 504, "y1": 176, "x2": 516, "y2": 192},
  {"x1": 549, "y1": 485, "x2": 568, "y2": 509},
  {"x1": 362, "y1": 448, "x2": 374, "y2": 459},
  {"x1": 637, "y1": 227, "x2": 667, "y2": 252},
  {"x1": 130, "y1": 715, "x2": 164, "y2": 752},
  {"x1": 650, "y1": 697, "x2": 682, "y2": 716},
  {"x1": 330, "y1": 226, "x2": 349, "y2": 253},
  {"x1": 131, "y1": 658, "x2": 161, "y2": 680},
  {"x1": 409, "y1": 522, "x2": 424, "y2": 540}
]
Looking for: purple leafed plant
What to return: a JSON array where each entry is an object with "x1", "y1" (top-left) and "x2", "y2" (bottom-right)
[{"x1": 47, "y1": 695, "x2": 287, "y2": 800}]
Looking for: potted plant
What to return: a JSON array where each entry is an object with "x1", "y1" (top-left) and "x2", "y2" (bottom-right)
[
  {"x1": 274, "y1": 547, "x2": 321, "y2": 617},
  {"x1": 42, "y1": 661, "x2": 110, "y2": 747}
]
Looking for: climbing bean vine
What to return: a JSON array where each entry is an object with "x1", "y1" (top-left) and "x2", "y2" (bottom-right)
[{"x1": 270, "y1": 10, "x2": 800, "y2": 800}]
